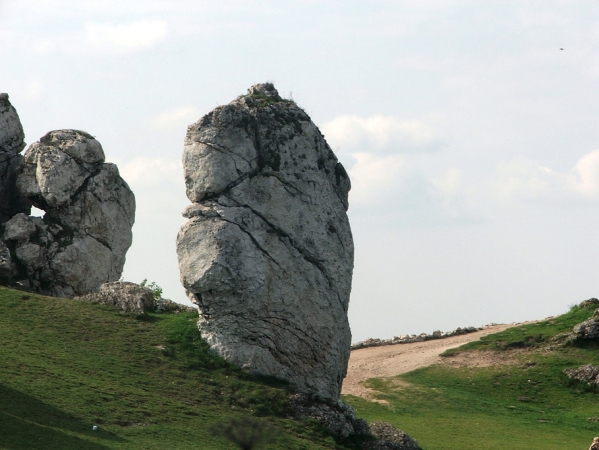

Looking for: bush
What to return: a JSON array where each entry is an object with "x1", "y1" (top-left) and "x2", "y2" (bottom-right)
[{"x1": 140, "y1": 279, "x2": 163, "y2": 299}]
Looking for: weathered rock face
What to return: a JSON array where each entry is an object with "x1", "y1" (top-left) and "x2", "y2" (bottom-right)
[
  {"x1": 7, "y1": 130, "x2": 136, "y2": 297},
  {"x1": 563, "y1": 364, "x2": 599, "y2": 385},
  {"x1": 0, "y1": 112, "x2": 136, "y2": 297},
  {"x1": 76, "y1": 281, "x2": 196, "y2": 315},
  {"x1": 0, "y1": 94, "x2": 28, "y2": 224},
  {"x1": 363, "y1": 421, "x2": 421, "y2": 450},
  {"x1": 76, "y1": 281, "x2": 156, "y2": 314},
  {"x1": 287, "y1": 394, "x2": 369, "y2": 441},
  {"x1": 177, "y1": 83, "x2": 353, "y2": 400},
  {"x1": 573, "y1": 308, "x2": 599, "y2": 339}
]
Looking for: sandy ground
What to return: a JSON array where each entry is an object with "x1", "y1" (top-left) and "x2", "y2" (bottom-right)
[{"x1": 342, "y1": 323, "x2": 523, "y2": 400}]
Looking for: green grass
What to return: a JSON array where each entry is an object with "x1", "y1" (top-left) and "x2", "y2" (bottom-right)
[
  {"x1": 442, "y1": 305, "x2": 595, "y2": 356},
  {"x1": 343, "y1": 303, "x2": 599, "y2": 449},
  {"x1": 0, "y1": 286, "x2": 344, "y2": 450}
]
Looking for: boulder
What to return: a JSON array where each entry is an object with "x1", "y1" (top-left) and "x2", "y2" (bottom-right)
[
  {"x1": 76, "y1": 281, "x2": 198, "y2": 315},
  {"x1": 572, "y1": 309, "x2": 599, "y2": 339},
  {"x1": 363, "y1": 421, "x2": 420, "y2": 450},
  {"x1": 287, "y1": 394, "x2": 369, "y2": 441},
  {"x1": 0, "y1": 239, "x2": 12, "y2": 282},
  {"x1": 76, "y1": 281, "x2": 155, "y2": 314},
  {"x1": 563, "y1": 364, "x2": 599, "y2": 385},
  {"x1": 0, "y1": 93, "x2": 28, "y2": 223},
  {"x1": 177, "y1": 83, "x2": 353, "y2": 400},
  {"x1": 2, "y1": 130, "x2": 135, "y2": 297}
]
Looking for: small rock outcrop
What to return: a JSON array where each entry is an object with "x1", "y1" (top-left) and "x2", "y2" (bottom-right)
[
  {"x1": 363, "y1": 421, "x2": 420, "y2": 450},
  {"x1": 287, "y1": 395, "x2": 420, "y2": 449},
  {"x1": 76, "y1": 281, "x2": 197, "y2": 315},
  {"x1": 563, "y1": 364, "x2": 599, "y2": 386},
  {"x1": 287, "y1": 394, "x2": 369, "y2": 441},
  {"x1": 177, "y1": 83, "x2": 353, "y2": 400},
  {"x1": 0, "y1": 94, "x2": 136, "y2": 297},
  {"x1": 573, "y1": 309, "x2": 599, "y2": 340}
]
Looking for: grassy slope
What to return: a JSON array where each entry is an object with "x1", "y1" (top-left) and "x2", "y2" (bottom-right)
[
  {"x1": 343, "y1": 304, "x2": 599, "y2": 450},
  {"x1": 0, "y1": 286, "x2": 345, "y2": 450}
]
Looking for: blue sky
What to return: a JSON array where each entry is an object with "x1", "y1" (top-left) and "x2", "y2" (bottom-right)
[{"x1": 2, "y1": 0, "x2": 599, "y2": 342}]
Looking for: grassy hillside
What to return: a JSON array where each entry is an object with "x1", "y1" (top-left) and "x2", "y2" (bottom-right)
[
  {"x1": 0, "y1": 286, "x2": 348, "y2": 450},
  {"x1": 6, "y1": 285, "x2": 599, "y2": 450},
  {"x1": 343, "y1": 303, "x2": 599, "y2": 449}
]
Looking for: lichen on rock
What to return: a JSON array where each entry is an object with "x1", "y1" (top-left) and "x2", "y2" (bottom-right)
[{"x1": 177, "y1": 83, "x2": 354, "y2": 400}]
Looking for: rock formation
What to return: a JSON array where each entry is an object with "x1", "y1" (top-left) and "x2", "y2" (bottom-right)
[
  {"x1": 177, "y1": 83, "x2": 353, "y2": 400},
  {"x1": 0, "y1": 94, "x2": 135, "y2": 296},
  {"x1": 572, "y1": 299, "x2": 599, "y2": 340},
  {"x1": 363, "y1": 422, "x2": 421, "y2": 450},
  {"x1": 563, "y1": 364, "x2": 599, "y2": 386},
  {"x1": 0, "y1": 94, "x2": 28, "y2": 224},
  {"x1": 76, "y1": 281, "x2": 197, "y2": 315}
]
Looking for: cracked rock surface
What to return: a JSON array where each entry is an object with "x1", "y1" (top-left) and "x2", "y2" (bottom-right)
[
  {"x1": 0, "y1": 124, "x2": 135, "y2": 297},
  {"x1": 0, "y1": 94, "x2": 28, "y2": 224},
  {"x1": 177, "y1": 83, "x2": 354, "y2": 400}
]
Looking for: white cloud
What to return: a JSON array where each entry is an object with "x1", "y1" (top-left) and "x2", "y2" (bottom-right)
[
  {"x1": 321, "y1": 114, "x2": 439, "y2": 156},
  {"x1": 347, "y1": 152, "x2": 405, "y2": 204},
  {"x1": 151, "y1": 106, "x2": 200, "y2": 131},
  {"x1": 572, "y1": 149, "x2": 599, "y2": 197},
  {"x1": 493, "y1": 150, "x2": 599, "y2": 202},
  {"x1": 432, "y1": 167, "x2": 462, "y2": 198},
  {"x1": 116, "y1": 156, "x2": 182, "y2": 189},
  {"x1": 23, "y1": 79, "x2": 45, "y2": 100},
  {"x1": 85, "y1": 20, "x2": 167, "y2": 54}
]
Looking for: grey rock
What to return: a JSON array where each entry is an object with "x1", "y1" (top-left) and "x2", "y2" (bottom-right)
[
  {"x1": 76, "y1": 281, "x2": 198, "y2": 315},
  {"x1": 578, "y1": 298, "x2": 599, "y2": 309},
  {"x1": 16, "y1": 130, "x2": 104, "y2": 208},
  {"x1": 3, "y1": 213, "x2": 36, "y2": 242},
  {"x1": 563, "y1": 364, "x2": 599, "y2": 385},
  {"x1": 287, "y1": 394, "x2": 369, "y2": 441},
  {"x1": 0, "y1": 239, "x2": 12, "y2": 281},
  {"x1": 76, "y1": 281, "x2": 155, "y2": 314},
  {"x1": 0, "y1": 93, "x2": 28, "y2": 223},
  {"x1": 154, "y1": 297, "x2": 197, "y2": 314},
  {"x1": 573, "y1": 310, "x2": 599, "y2": 339},
  {"x1": 363, "y1": 422, "x2": 420, "y2": 450},
  {"x1": 2, "y1": 130, "x2": 135, "y2": 297},
  {"x1": 177, "y1": 83, "x2": 353, "y2": 400}
]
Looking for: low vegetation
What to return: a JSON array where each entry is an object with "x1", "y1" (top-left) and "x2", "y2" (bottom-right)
[
  {"x1": 343, "y1": 303, "x2": 599, "y2": 449},
  {"x1": 0, "y1": 286, "x2": 344, "y2": 450},
  {"x1": 5, "y1": 284, "x2": 599, "y2": 449}
]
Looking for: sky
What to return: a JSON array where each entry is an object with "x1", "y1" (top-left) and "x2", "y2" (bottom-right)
[{"x1": 1, "y1": 0, "x2": 598, "y2": 342}]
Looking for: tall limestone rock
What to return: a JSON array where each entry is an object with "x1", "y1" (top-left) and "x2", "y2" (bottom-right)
[
  {"x1": 0, "y1": 95, "x2": 136, "y2": 296},
  {"x1": 0, "y1": 94, "x2": 28, "y2": 224},
  {"x1": 8, "y1": 130, "x2": 136, "y2": 297},
  {"x1": 177, "y1": 83, "x2": 353, "y2": 400}
]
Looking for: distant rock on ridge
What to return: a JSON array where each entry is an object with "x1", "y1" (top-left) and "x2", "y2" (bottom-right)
[
  {"x1": 0, "y1": 94, "x2": 135, "y2": 297},
  {"x1": 177, "y1": 83, "x2": 354, "y2": 400}
]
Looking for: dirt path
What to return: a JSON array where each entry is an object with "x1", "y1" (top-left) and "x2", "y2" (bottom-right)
[{"x1": 342, "y1": 324, "x2": 520, "y2": 400}]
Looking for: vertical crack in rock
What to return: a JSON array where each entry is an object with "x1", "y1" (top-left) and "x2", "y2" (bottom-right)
[
  {"x1": 0, "y1": 105, "x2": 136, "y2": 297},
  {"x1": 177, "y1": 83, "x2": 354, "y2": 400}
]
